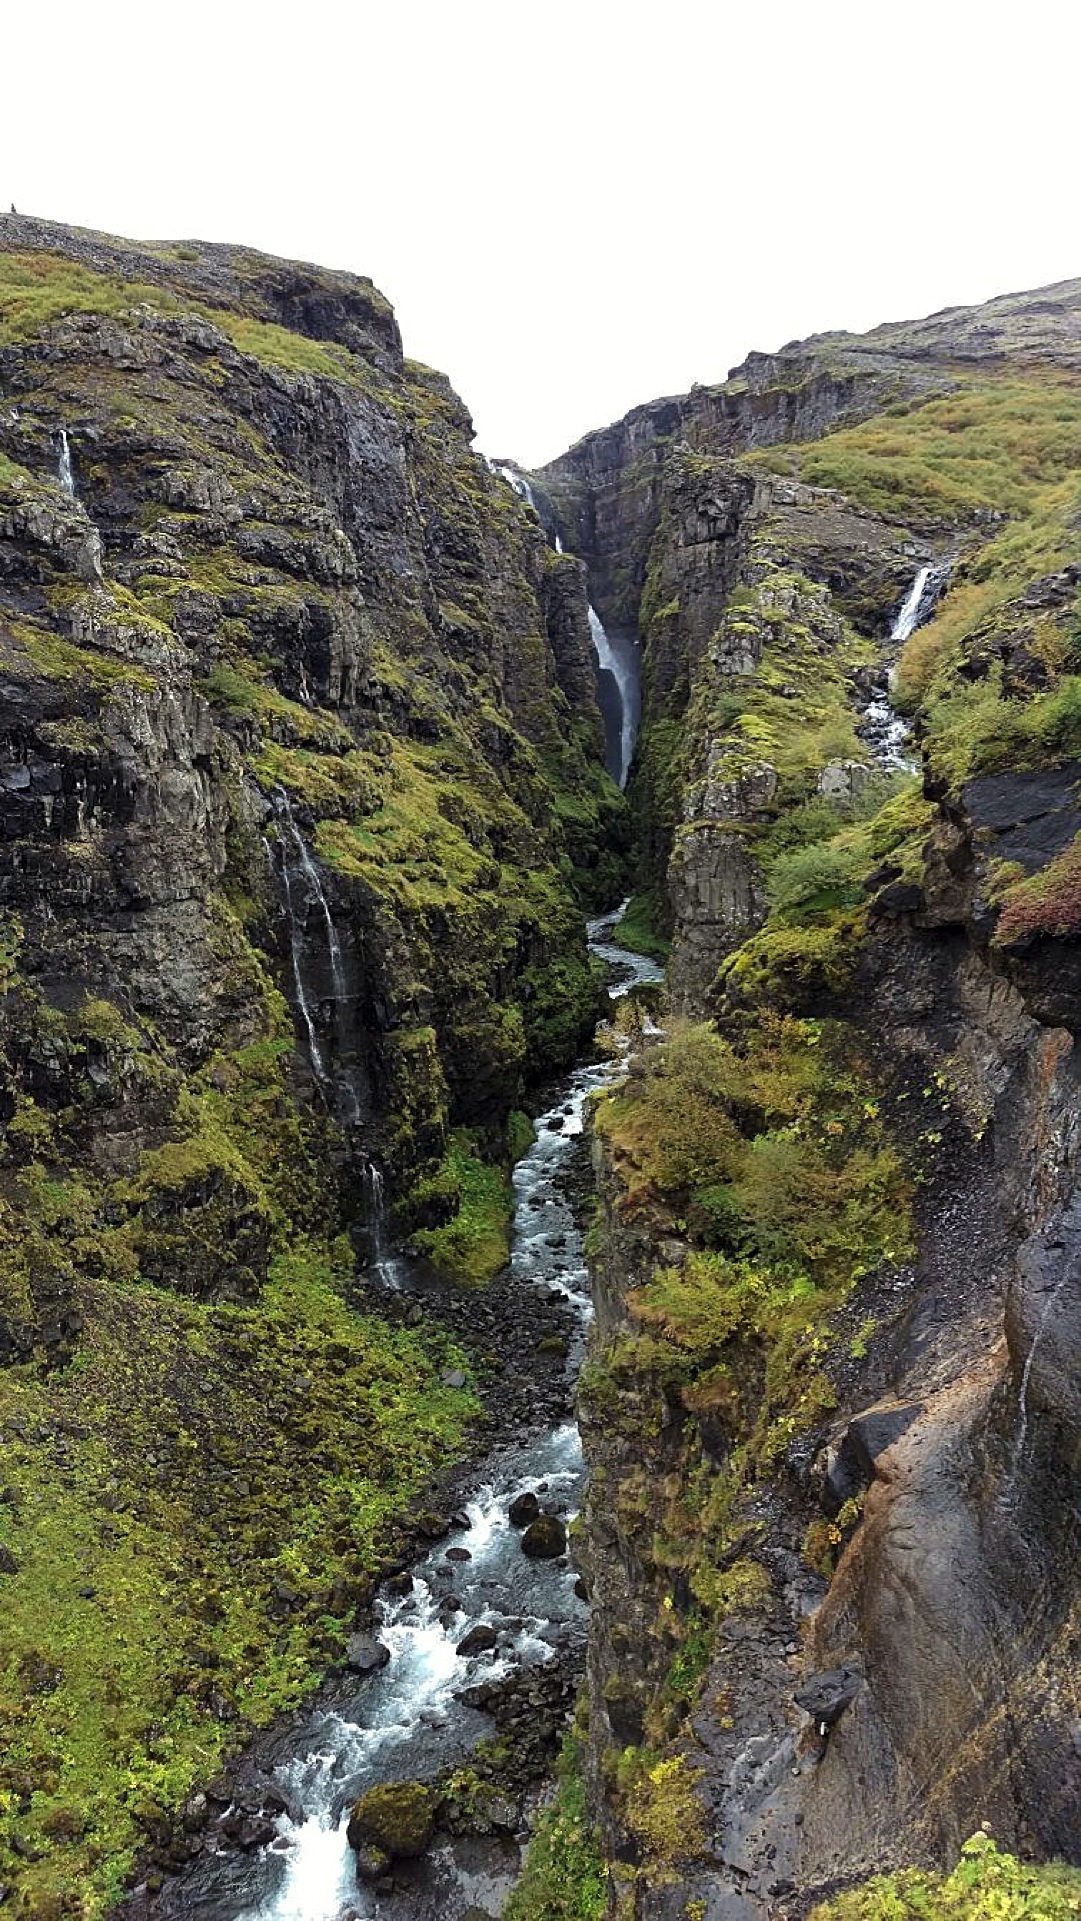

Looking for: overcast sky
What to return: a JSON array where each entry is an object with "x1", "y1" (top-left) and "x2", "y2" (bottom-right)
[{"x1": 6, "y1": 1, "x2": 1079, "y2": 467}]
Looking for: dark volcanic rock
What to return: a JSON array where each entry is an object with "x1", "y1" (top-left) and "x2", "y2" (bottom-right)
[{"x1": 520, "y1": 1514, "x2": 566, "y2": 1559}]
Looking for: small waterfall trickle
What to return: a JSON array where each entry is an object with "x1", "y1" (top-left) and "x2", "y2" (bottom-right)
[
  {"x1": 588, "y1": 605, "x2": 637, "y2": 789},
  {"x1": 57, "y1": 429, "x2": 76, "y2": 498},
  {"x1": 861, "y1": 564, "x2": 944, "y2": 772},
  {"x1": 1007, "y1": 1270, "x2": 1069, "y2": 1478},
  {"x1": 361, "y1": 1156, "x2": 401, "y2": 1289},
  {"x1": 499, "y1": 464, "x2": 537, "y2": 511},
  {"x1": 270, "y1": 791, "x2": 361, "y2": 1127}
]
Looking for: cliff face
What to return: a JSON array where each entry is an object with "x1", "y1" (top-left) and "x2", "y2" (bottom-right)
[
  {"x1": 0, "y1": 217, "x2": 626, "y2": 1913},
  {"x1": 526, "y1": 283, "x2": 1081, "y2": 1915}
]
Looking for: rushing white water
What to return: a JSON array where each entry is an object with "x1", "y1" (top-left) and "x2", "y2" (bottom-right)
[
  {"x1": 861, "y1": 566, "x2": 940, "y2": 772},
  {"x1": 891, "y1": 565, "x2": 934, "y2": 645},
  {"x1": 57, "y1": 428, "x2": 76, "y2": 498},
  {"x1": 272, "y1": 791, "x2": 363, "y2": 1126},
  {"x1": 588, "y1": 606, "x2": 637, "y2": 789},
  {"x1": 207, "y1": 905, "x2": 663, "y2": 1921},
  {"x1": 498, "y1": 465, "x2": 536, "y2": 511}
]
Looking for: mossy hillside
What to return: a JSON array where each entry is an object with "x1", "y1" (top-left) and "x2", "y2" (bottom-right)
[
  {"x1": 721, "y1": 776, "x2": 935, "y2": 1008},
  {"x1": 0, "y1": 1244, "x2": 474, "y2": 1917},
  {"x1": 585, "y1": 1012, "x2": 910, "y2": 1785},
  {"x1": 0, "y1": 226, "x2": 621, "y2": 1240},
  {"x1": 811, "y1": 1831, "x2": 1081, "y2": 1921},
  {"x1": 504, "y1": 1736, "x2": 608, "y2": 1921},
  {"x1": 408, "y1": 1128, "x2": 515, "y2": 1285}
]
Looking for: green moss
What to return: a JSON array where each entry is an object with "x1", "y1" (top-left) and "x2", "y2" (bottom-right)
[
  {"x1": 409, "y1": 1130, "x2": 512, "y2": 1285},
  {"x1": 811, "y1": 1831, "x2": 1081, "y2": 1920},
  {"x1": 611, "y1": 890, "x2": 670, "y2": 961},
  {"x1": 0, "y1": 1243, "x2": 475, "y2": 1914},
  {"x1": 505, "y1": 1736, "x2": 608, "y2": 1921}
]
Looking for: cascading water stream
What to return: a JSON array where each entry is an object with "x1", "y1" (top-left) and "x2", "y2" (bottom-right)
[
  {"x1": 182, "y1": 909, "x2": 662, "y2": 1921},
  {"x1": 861, "y1": 564, "x2": 942, "y2": 771},
  {"x1": 587, "y1": 606, "x2": 637, "y2": 790},
  {"x1": 271, "y1": 792, "x2": 362, "y2": 1128},
  {"x1": 57, "y1": 428, "x2": 76, "y2": 498},
  {"x1": 498, "y1": 465, "x2": 536, "y2": 511}
]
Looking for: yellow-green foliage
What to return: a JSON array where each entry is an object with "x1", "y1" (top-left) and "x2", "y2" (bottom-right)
[
  {"x1": 722, "y1": 777, "x2": 933, "y2": 1007},
  {"x1": 786, "y1": 372, "x2": 1081, "y2": 525},
  {"x1": 505, "y1": 1737, "x2": 608, "y2": 1921},
  {"x1": 811, "y1": 1831, "x2": 1081, "y2": 1920},
  {"x1": 595, "y1": 1015, "x2": 910, "y2": 1466},
  {"x1": 615, "y1": 1748, "x2": 708, "y2": 1877},
  {"x1": 695, "y1": 571, "x2": 871, "y2": 804},
  {"x1": 409, "y1": 1129, "x2": 513, "y2": 1285},
  {"x1": 0, "y1": 250, "x2": 371, "y2": 387},
  {"x1": 0, "y1": 1244, "x2": 474, "y2": 1917}
]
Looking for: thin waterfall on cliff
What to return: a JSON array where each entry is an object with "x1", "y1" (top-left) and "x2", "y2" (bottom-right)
[
  {"x1": 271, "y1": 791, "x2": 362, "y2": 1127},
  {"x1": 57, "y1": 429, "x2": 76, "y2": 498},
  {"x1": 862, "y1": 565, "x2": 942, "y2": 771},
  {"x1": 499, "y1": 464, "x2": 537, "y2": 510},
  {"x1": 892, "y1": 564, "x2": 935, "y2": 644},
  {"x1": 588, "y1": 605, "x2": 635, "y2": 789}
]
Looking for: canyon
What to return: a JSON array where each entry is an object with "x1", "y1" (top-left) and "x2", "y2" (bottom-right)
[{"x1": 0, "y1": 216, "x2": 1077, "y2": 1921}]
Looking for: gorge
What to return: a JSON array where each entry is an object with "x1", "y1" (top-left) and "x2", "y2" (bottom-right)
[{"x1": 0, "y1": 215, "x2": 1078, "y2": 1921}]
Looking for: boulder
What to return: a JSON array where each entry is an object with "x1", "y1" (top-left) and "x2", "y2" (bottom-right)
[
  {"x1": 345, "y1": 1633, "x2": 391, "y2": 1674},
  {"x1": 520, "y1": 1515, "x2": 567, "y2": 1559},
  {"x1": 507, "y1": 1490, "x2": 541, "y2": 1528},
  {"x1": 793, "y1": 1664, "x2": 862, "y2": 1734},
  {"x1": 346, "y1": 1781, "x2": 435, "y2": 1858},
  {"x1": 456, "y1": 1622, "x2": 498, "y2": 1657}
]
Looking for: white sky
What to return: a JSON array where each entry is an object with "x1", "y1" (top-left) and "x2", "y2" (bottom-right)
[{"x1": 5, "y1": 0, "x2": 1079, "y2": 467}]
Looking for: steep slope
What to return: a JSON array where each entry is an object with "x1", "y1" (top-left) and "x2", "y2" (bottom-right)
[
  {"x1": 0, "y1": 216, "x2": 625, "y2": 1914},
  {"x1": 512, "y1": 284, "x2": 1081, "y2": 1917}
]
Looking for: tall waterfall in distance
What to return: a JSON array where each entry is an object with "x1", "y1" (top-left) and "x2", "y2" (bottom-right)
[
  {"x1": 499, "y1": 463, "x2": 537, "y2": 510},
  {"x1": 588, "y1": 605, "x2": 636, "y2": 789},
  {"x1": 57, "y1": 429, "x2": 76, "y2": 498}
]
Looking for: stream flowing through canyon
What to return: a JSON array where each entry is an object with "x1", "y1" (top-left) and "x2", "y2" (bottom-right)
[{"x1": 168, "y1": 910, "x2": 661, "y2": 1921}]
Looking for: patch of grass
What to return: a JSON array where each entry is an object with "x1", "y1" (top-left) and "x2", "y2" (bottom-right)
[
  {"x1": 811, "y1": 1831, "x2": 1081, "y2": 1920},
  {"x1": 0, "y1": 1244, "x2": 475, "y2": 1915},
  {"x1": 994, "y1": 832, "x2": 1081, "y2": 945},
  {"x1": 611, "y1": 889, "x2": 670, "y2": 961},
  {"x1": 409, "y1": 1130, "x2": 513, "y2": 1285},
  {"x1": 504, "y1": 1736, "x2": 607, "y2": 1921}
]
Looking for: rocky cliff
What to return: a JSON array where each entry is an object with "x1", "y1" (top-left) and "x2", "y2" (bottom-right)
[
  {"x1": 0, "y1": 215, "x2": 626, "y2": 1914},
  {"x1": 514, "y1": 282, "x2": 1081, "y2": 1915}
]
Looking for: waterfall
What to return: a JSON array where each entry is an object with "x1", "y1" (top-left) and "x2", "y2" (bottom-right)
[
  {"x1": 270, "y1": 791, "x2": 361, "y2": 1127},
  {"x1": 499, "y1": 464, "x2": 537, "y2": 511},
  {"x1": 1008, "y1": 1270, "x2": 1069, "y2": 1476},
  {"x1": 891, "y1": 564, "x2": 935, "y2": 645},
  {"x1": 361, "y1": 1156, "x2": 402, "y2": 1289},
  {"x1": 588, "y1": 605, "x2": 636, "y2": 789},
  {"x1": 861, "y1": 565, "x2": 943, "y2": 772},
  {"x1": 57, "y1": 429, "x2": 76, "y2": 498}
]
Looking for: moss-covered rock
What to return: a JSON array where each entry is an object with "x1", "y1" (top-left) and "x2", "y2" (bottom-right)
[{"x1": 346, "y1": 1780, "x2": 436, "y2": 1858}]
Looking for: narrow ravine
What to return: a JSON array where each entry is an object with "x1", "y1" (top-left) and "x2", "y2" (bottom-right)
[{"x1": 153, "y1": 909, "x2": 661, "y2": 1921}]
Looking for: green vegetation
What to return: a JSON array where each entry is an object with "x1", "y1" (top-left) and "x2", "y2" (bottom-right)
[
  {"x1": 504, "y1": 1737, "x2": 608, "y2": 1921},
  {"x1": 611, "y1": 889, "x2": 670, "y2": 961},
  {"x1": 0, "y1": 249, "x2": 373, "y2": 386},
  {"x1": 811, "y1": 1832, "x2": 1081, "y2": 1920},
  {"x1": 783, "y1": 372, "x2": 1081, "y2": 526},
  {"x1": 596, "y1": 1016, "x2": 910, "y2": 1458},
  {"x1": 0, "y1": 1243, "x2": 474, "y2": 1915},
  {"x1": 409, "y1": 1129, "x2": 514, "y2": 1285}
]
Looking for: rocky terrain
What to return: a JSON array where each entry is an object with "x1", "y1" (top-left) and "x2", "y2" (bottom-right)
[
  {"x1": 516, "y1": 279, "x2": 1081, "y2": 1916},
  {"x1": 0, "y1": 219, "x2": 1077, "y2": 1921}
]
